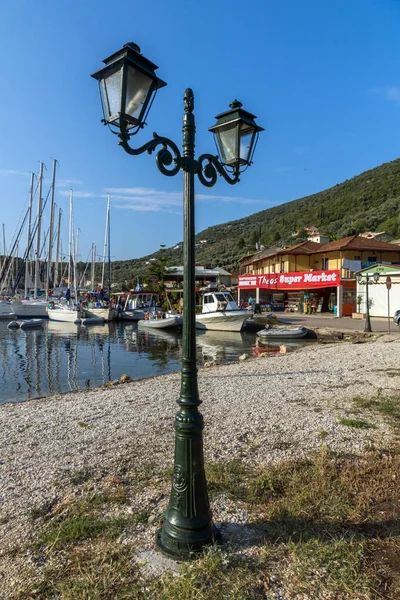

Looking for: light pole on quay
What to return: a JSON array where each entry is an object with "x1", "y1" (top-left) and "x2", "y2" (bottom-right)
[
  {"x1": 356, "y1": 272, "x2": 380, "y2": 333},
  {"x1": 91, "y1": 42, "x2": 263, "y2": 561}
]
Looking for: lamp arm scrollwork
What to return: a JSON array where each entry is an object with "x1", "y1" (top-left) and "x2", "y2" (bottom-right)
[
  {"x1": 196, "y1": 153, "x2": 240, "y2": 188},
  {"x1": 118, "y1": 129, "x2": 182, "y2": 177}
]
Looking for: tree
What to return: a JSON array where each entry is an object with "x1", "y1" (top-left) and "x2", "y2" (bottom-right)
[{"x1": 146, "y1": 245, "x2": 175, "y2": 298}]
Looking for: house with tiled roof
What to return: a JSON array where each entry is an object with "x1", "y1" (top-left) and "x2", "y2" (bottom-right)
[{"x1": 238, "y1": 236, "x2": 400, "y2": 317}]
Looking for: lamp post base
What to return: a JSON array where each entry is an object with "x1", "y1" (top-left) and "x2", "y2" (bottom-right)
[{"x1": 156, "y1": 523, "x2": 221, "y2": 561}]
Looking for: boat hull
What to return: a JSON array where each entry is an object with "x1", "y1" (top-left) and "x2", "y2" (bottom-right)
[
  {"x1": 117, "y1": 310, "x2": 145, "y2": 321},
  {"x1": 11, "y1": 301, "x2": 48, "y2": 318},
  {"x1": 138, "y1": 315, "x2": 182, "y2": 330},
  {"x1": 84, "y1": 307, "x2": 116, "y2": 321},
  {"x1": 20, "y1": 319, "x2": 45, "y2": 329},
  {"x1": 0, "y1": 312, "x2": 17, "y2": 320},
  {"x1": 47, "y1": 307, "x2": 82, "y2": 323},
  {"x1": 195, "y1": 310, "x2": 248, "y2": 332}
]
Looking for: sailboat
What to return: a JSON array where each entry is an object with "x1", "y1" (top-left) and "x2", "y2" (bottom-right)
[
  {"x1": 47, "y1": 190, "x2": 82, "y2": 323},
  {"x1": 84, "y1": 194, "x2": 116, "y2": 321},
  {"x1": 12, "y1": 161, "x2": 59, "y2": 318}
]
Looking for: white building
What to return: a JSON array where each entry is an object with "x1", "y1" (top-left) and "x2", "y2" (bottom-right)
[{"x1": 356, "y1": 265, "x2": 400, "y2": 318}]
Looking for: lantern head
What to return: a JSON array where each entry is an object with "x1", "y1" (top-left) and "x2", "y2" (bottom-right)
[
  {"x1": 209, "y1": 100, "x2": 264, "y2": 170},
  {"x1": 91, "y1": 42, "x2": 166, "y2": 135}
]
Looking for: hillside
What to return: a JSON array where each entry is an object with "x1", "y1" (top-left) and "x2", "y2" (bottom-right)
[{"x1": 110, "y1": 158, "x2": 400, "y2": 285}]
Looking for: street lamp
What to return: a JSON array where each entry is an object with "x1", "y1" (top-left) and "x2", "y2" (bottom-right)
[
  {"x1": 91, "y1": 42, "x2": 263, "y2": 561},
  {"x1": 356, "y1": 272, "x2": 380, "y2": 333}
]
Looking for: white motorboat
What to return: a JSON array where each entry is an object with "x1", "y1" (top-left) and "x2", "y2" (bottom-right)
[
  {"x1": 138, "y1": 311, "x2": 182, "y2": 330},
  {"x1": 47, "y1": 304, "x2": 82, "y2": 323},
  {"x1": 116, "y1": 291, "x2": 159, "y2": 321},
  {"x1": 195, "y1": 291, "x2": 250, "y2": 332},
  {"x1": 257, "y1": 325, "x2": 309, "y2": 339}
]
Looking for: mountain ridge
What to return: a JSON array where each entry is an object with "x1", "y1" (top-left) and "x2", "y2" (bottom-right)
[{"x1": 109, "y1": 157, "x2": 400, "y2": 285}]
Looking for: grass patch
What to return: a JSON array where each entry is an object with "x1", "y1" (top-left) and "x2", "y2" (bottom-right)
[
  {"x1": 352, "y1": 391, "x2": 400, "y2": 425},
  {"x1": 14, "y1": 449, "x2": 400, "y2": 600},
  {"x1": 339, "y1": 418, "x2": 375, "y2": 429}
]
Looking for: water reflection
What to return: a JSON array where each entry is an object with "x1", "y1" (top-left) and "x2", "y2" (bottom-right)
[{"x1": 0, "y1": 321, "x2": 316, "y2": 404}]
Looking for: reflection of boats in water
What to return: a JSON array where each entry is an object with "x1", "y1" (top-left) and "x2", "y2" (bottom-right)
[
  {"x1": 133, "y1": 327, "x2": 181, "y2": 351},
  {"x1": 196, "y1": 330, "x2": 251, "y2": 362},
  {"x1": 253, "y1": 336, "x2": 316, "y2": 357},
  {"x1": 47, "y1": 320, "x2": 81, "y2": 336}
]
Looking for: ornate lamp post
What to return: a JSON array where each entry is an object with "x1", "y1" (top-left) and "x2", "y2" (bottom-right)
[
  {"x1": 91, "y1": 42, "x2": 263, "y2": 561},
  {"x1": 356, "y1": 272, "x2": 380, "y2": 332}
]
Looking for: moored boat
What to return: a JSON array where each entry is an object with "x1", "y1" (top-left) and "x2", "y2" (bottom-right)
[
  {"x1": 47, "y1": 304, "x2": 82, "y2": 323},
  {"x1": 82, "y1": 317, "x2": 105, "y2": 326},
  {"x1": 257, "y1": 325, "x2": 309, "y2": 339},
  {"x1": 138, "y1": 312, "x2": 182, "y2": 330},
  {"x1": 116, "y1": 291, "x2": 159, "y2": 322},
  {"x1": 11, "y1": 298, "x2": 48, "y2": 318},
  {"x1": 195, "y1": 291, "x2": 250, "y2": 332},
  {"x1": 0, "y1": 300, "x2": 17, "y2": 320},
  {"x1": 84, "y1": 306, "x2": 116, "y2": 321},
  {"x1": 20, "y1": 319, "x2": 45, "y2": 329}
]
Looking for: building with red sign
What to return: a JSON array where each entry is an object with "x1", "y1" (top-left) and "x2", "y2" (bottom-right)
[{"x1": 238, "y1": 236, "x2": 400, "y2": 316}]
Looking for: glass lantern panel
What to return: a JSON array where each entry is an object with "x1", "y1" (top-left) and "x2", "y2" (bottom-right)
[
  {"x1": 217, "y1": 125, "x2": 238, "y2": 165},
  {"x1": 239, "y1": 130, "x2": 253, "y2": 164},
  {"x1": 125, "y1": 65, "x2": 153, "y2": 122},
  {"x1": 102, "y1": 68, "x2": 123, "y2": 121}
]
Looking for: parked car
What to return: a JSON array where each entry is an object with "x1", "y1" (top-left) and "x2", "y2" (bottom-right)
[{"x1": 394, "y1": 309, "x2": 400, "y2": 325}]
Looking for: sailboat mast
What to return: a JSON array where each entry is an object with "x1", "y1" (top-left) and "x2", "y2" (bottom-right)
[
  {"x1": 108, "y1": 197, "x2": 111, "y2": 302},
  {"x1": 101, "y1": 194, "x2": 110, "y2": 290},
  {"x1": 24, "y1": 172, "x2": 35, "y2": 297},
  {"x1": 54, "y1": 208, "x2": 62, "y2": 288},
  {"x1": 45, "y1": 159, "x2": 57, "y2": 297},
  {"x1": 68, "y1": 189, "x2": 73, "y2": 288},
  {"x1": 91, "y1": 243, "x2": 95, "y2": 291},
  {"x1": 74, "y1": 228, "x2": 79, "y2": 296},
  {"x1": 34, "y1": 162, "x2": 44, "y2": 299}
]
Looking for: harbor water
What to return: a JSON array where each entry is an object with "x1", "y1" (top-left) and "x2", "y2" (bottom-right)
[{"x1": 0, "y1": 320, "x2": 316, "y2": 404}]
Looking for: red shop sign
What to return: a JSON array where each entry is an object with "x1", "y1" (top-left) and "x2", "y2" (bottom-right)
[{"x1": 238, "y1": 270, "x2": 341, "y2": 290}]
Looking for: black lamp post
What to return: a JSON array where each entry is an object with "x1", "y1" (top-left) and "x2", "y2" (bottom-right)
[
  {"x1": 91, "y1": 42, "x2": 263, "y2": 560},
  {"x1": 356, "y1": 272, "x2": 380, "y2": 333}
]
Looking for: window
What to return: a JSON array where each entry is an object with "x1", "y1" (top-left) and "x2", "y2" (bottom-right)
[
  {"x1": 322, "y1": 258, "x2": 329, "y2": 270},
  {"x1": 367, "y1": 256, "x2": 377, "y2": 262},
  {"x1": 354, "y1": 255, "x2": 360, "y2": 260}
]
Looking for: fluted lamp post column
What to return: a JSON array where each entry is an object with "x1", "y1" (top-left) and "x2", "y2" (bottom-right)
[{"x1": 91, "y1": 42, "x2": 263, "y2": 560}]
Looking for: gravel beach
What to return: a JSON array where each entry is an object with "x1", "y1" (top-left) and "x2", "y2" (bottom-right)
[{"x1": 0, "y1": 336, "x2": 399, "y2": 594}]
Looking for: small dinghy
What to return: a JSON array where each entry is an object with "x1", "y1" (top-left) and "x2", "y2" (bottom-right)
[
  {"x1": 20, "y1": 319, "x2": 45, "y2": 329},
  {"x1": 82, "y1": 317, "x2": 105, "y2": 326},
  {"x1": 138, "y1": 312, "x2": 182, "y2": 330},
  {"x1": 7, "y1": 320, "x2": 20, "y2": 329},
  {"x1": 257, "y1": 325, "x2": 309, "y2": 339}
]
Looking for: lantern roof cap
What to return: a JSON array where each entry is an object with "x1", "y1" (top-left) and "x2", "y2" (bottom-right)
[
  {"x1": 209, "y1": 100, "x2": 264, "y2": 133},
  {"x1": 91, "y1": 41, "x2": 166, "y2": 89}
]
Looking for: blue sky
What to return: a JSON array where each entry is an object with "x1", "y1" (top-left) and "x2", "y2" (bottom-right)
[{"x1": 1, "y1": 0, "x2": 400, "y2": 261}]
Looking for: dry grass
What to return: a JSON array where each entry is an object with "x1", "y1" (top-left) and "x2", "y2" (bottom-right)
[{"x1": 5, "y1": 444, "x2": 397, "y2": 600}]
